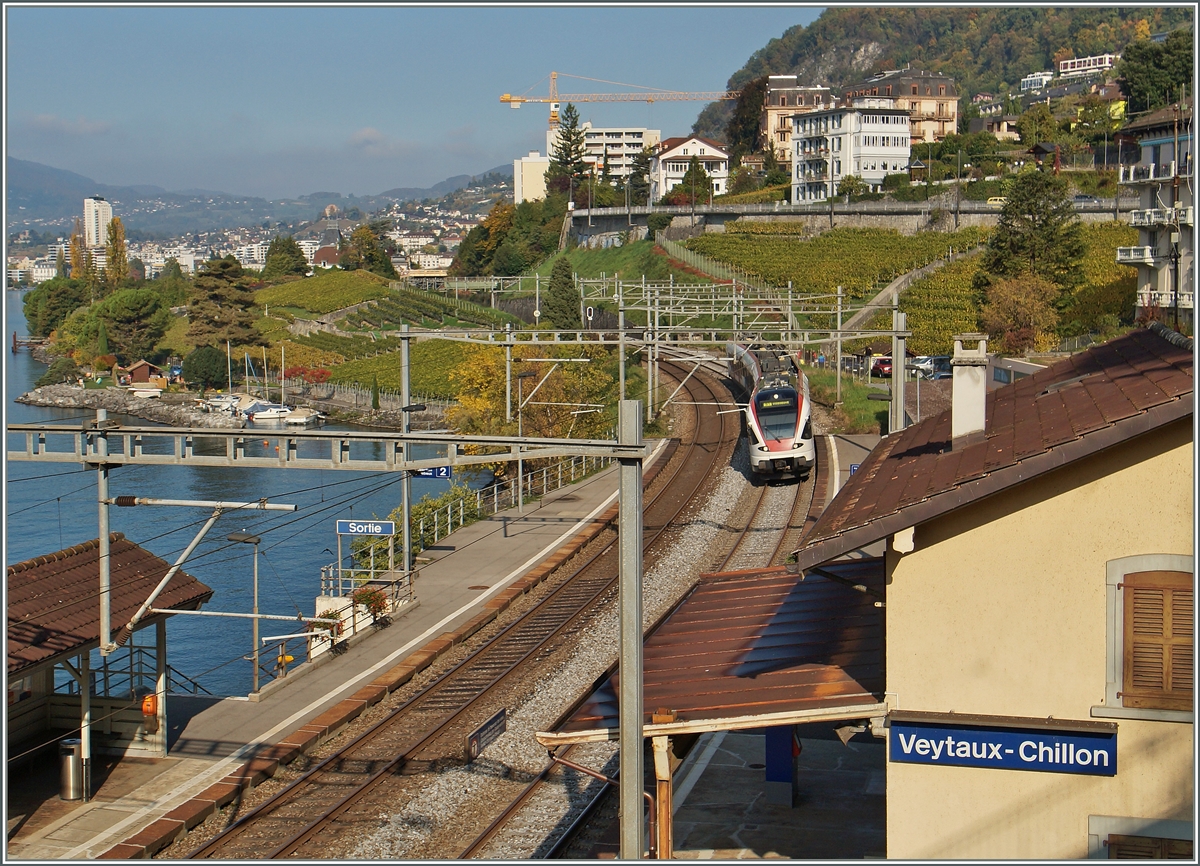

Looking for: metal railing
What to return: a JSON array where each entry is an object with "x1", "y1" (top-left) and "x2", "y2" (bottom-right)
[{"x1": 54, "y1": 646, "x2": 212, "y2": 697}]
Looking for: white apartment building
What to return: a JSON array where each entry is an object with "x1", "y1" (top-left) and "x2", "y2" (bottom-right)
[
  {"x1": 648, "y1": 136, "x2": 730, "y2": 203},
  {"x1": 791, "y1": 97, "x2": 911, "y2": 203},
  {"x1": 234, "y1": 243, "x2": 269, "y2": 268},
  {"x1": 296, "y1": 239, "x2": 319, "y2": 264},
  {"x1": 32, "y1": 259, "x2": 58, "y2": 284},
  {"x1": 1117, "y1": 102, "x2": 1194, "y2": 331},
  {"x1": 83, "y1": 196, "x2": 113, "y2": 247},
  {"x1": 516, "y1": 123, "x2": 662, "y2": 204},
  {"x1": 1021, "y1": 71, "x2": 1054, "y2": 92},
  {"x1": 1059, "y1": 53, "x2": 1119, "y2": 78}
]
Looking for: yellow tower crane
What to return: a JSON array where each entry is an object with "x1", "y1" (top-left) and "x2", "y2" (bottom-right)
[{"x1": 501, "y1": 71, "x2": 741, "y2": 129}]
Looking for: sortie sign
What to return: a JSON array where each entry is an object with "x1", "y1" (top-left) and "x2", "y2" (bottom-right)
[
  {"x1": 889, "y1": 718, "x2": 1116, "y2": 776},
  {"x1": 335, "y1": 519, "x2": 396, "y2": 536}
]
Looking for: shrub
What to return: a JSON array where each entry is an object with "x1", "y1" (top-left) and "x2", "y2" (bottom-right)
[{"x1": 646, "y1": 213, "x2": 673, "y2": 234}]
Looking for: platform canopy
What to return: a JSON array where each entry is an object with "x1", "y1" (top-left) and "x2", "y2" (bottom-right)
[
  {"x1": 537, "y1": 558, "x2": 887, "y2": 746},
  {"x1": 7, "y1": 532, "x2": 212, "y2": 677}
]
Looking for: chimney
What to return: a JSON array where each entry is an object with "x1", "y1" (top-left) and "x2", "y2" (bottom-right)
[{"x1": 951, "y1": 333, "x2": 988, "y2": 444}]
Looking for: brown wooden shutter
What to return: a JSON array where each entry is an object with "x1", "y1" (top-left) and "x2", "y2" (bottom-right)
[
  {"x1": 1122, "y1": 571, "x2": 1193, "y2": 711},
  {"x1": 1107, "y1": 834, "x2": 1193, "y2": 858}
]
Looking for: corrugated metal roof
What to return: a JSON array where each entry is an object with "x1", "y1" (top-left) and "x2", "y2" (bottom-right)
[
  {"x1": 555, "y1": 559, "x2": 885, "y2": 738},
  {"x1": 7, "y1": 533, "x2": 213, "y2": 675},
  {"x1": 793, "y1": 324, "x2": 1193, "y2": 571}
]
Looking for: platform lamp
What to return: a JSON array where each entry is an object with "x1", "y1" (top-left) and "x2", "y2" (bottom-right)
[{"x1": 227, "y1": 531, "x2": 261, "y2": 693}]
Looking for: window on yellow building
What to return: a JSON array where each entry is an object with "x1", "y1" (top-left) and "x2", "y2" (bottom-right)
[{"x1": 1122, "y1": 571, "x2": 1193, "y2": 711}]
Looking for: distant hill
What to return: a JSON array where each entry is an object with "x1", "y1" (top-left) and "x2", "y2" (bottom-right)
[
  {"x1": 692, "y1": 7, "x2": 1194, "y2": 140},
  {"x1": 5, "y1": 158, "x2": 514, "y2": 237}
]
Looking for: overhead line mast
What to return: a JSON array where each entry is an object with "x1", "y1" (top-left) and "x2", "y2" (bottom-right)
[{"x1": 501, "y1": 70, "x2": 741, "y2": 129}]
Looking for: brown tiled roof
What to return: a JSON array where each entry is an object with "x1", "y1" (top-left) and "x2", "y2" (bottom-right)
[
  {"x1": 793, "y1": 324, "x2": 1194, "y2": 571},
  {"x1": 7, "y1": 533, "x2": 213, "y2": 675},
  {"x1": 556, "y1": 559, "x2": 885, "y2": 736},
  {"x1": 657, "y1": 136, "x2": 728, "y2": 156}
]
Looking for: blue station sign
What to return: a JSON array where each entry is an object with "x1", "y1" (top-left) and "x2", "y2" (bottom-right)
[
  {"x1": 889, "y1": 716, "x2": 1116, "y2": 776},
  {"x1": 414, "y1": 466, "x2": 452, "y2": 478},
  {"x1": 335, "y1": 519, "x2": 396, "y2": 536}
]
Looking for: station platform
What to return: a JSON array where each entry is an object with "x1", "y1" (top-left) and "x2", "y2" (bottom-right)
[{"x1": 6, "y1": 432, "x2": 877, "y2": 861}]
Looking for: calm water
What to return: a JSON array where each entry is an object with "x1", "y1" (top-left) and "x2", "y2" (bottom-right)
[{"x1": 4, "y1": 289, "x2": 480, "y2": 695}]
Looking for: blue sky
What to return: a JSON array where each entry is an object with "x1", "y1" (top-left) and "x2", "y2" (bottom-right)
[{"x1": 4, "y1": 5, "x2": 824, "y2": 199}]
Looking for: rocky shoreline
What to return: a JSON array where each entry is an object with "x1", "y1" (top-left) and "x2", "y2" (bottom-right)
[
  {"x1": 15, "y1": 385, "x2": 446, "y2": 431},
  {"x1": 16, "y1": 385, "x2": 248, "y2": 428}
]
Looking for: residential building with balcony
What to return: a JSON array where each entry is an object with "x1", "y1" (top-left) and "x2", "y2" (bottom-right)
[
  {"x1": 1116, "y1": 101, "x2": 1193, "y2": 331},
  {"x1": 648, "y1": 136, "x2": 730, "y2": 202},
  {"x1": 841, "y1": 68, "x2": 958, "y2": 143},
  {"x1": 791, "y1": 97, "x2": 911, "y2": 203},
  {"x1": 760, "y1": 75, "x2": 832, "y2": 168},
  {"x1": 1058, "y1": 53, "x2": 1119, "y2": 78}
]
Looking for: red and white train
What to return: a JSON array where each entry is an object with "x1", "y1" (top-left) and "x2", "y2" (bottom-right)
[{"x1": 727, "y1": 342, "x2": 815, "y2": 480}]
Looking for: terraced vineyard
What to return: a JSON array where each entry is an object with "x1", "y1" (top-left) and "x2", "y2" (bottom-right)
[
  {"x1": 339, "y1": 288, "x2": 516, "y2": 331},
  {"x1": 684, "y1": 225, "x2": 989, "y2": 305}
]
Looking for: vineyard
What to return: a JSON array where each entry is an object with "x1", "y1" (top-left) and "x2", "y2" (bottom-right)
[
  {"x1": 683, "y1": 226, "x2": 990, "y2": 305},
  {"x1": 854, "y1": 221, "x2": 1141, "y2": 355},
  {"x1": 325, "y1": 339, "x2": 471, "y2": 398},
  {"x1": 336, "y1": 287, "x2": 516, "y2": 331},
  {"x1": 255, "y1": 269, "x2": 393, "y2": 316}
]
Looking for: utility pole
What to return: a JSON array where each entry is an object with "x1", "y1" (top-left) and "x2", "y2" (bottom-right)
[
  {"x1": 835, "y1": 286, "x2": 843, "y2": 405},
  {"x1": 617, "y1": 399, "x2": 644, "y2": 860}
]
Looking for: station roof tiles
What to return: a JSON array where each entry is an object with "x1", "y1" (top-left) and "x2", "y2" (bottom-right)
[
  {"x1": 553, "y1": 558, "x2": 885, "y2": 738},
  {"x1": 7, "y1": 533, "x2": 213, "y2": 675},
  {"x1": 792, "y1": 323, "x2": 1194, "y2": 572}
]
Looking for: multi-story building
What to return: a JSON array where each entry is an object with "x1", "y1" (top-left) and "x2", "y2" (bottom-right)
[
  {"x1": 1058, "y1": 53, "x2": 1119, "y2": 78},
  {"x1": 513, "y1": 151, "x2": 551, "y2": 205},
  {"x1": 1020, "y1": 71, "x2": 1054, "y2": 92},
  {"x1": 647, "y1": 136, "x2": 730, "y2": 203},
  {"x1": 791, "y1": 97, "x2": 911, "y2": 203},
  {"x1": 842, "y1": 68, "x2": 958, "y2": 143},
  {"x1": 83, "y1": 196, "x2": 113, "y2": 247},
  {"x1": 234, "y1": 242, "x2": 269, "y2": 268},
  {"x1": 1117, "y1": 101, "x2": 1194, "y2": 331},
  {"x1": 760, "y1": 75, "x2": 832, "y2": 167},
  {"x1": 516, "y1": 124, "x2": 662, "y2": 204},
  {"x1": 296, "y1": 239, "x2": 319, "y2": 265}
]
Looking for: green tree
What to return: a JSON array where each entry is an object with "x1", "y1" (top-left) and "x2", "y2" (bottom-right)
[
  {"x1": 340, "y1": 225, "x2": 396, "y2": 278},
  {"x1": 660, "y1": 156, "x2": 713, "y2": 206},
  {"x1": 626, "y1": 147, "x2": 652, "y2": 206},
  {"x1": 491, "y1": 241, "x2": 527, "y2": 277},
  {"x1": 761, "y1": 146, "x2": 789, "y2": 187},
  {"x1": 726, "y1": 75, "x2": 768, "y2": 161},
  {"x1": 1117, "y1": 28, "x2": 1193, "y2": 114},
  {"x1": 1074, "y1": 94, "x2": 1117, "y2": 142},
  {"x1": 837, "y1": 175, "x2": 867, "y2": 198},
  {"x1": 261, "y1": 236, "x2": 309, "y2": 279},
  {"x1": 977, "y1": 170, "x2": 1084, "y2": 306},
  {"x1": 95, "y1": 288, "x2": 171, "y2": 362},
  {"x1": 104, "y1": 216, "x2": 129, "y2": 290},
  {"x1": 727, "y1": 165, "x2": 760, "y2": 196},
  {"x1": 35, "y1": 357, "x2": 80, "y2": 387},
  {"x1": 55, "y1": 247, "x2": 67, "y2": 279},
  {"x1": 182, "y1": 345, "x2": 229, "y2": 390},
  {"x1": 978, "y1": 274, "x2": 1061, "y2": 354},
  {"x1": 1017, "y1": 103, "x2": 1058, "y2": 145},
  {"x1": 543, "y1": 257, "x2": 580, "y2": 328},
  {"x1": 128, "y1": 257, "x2": 146, "y2": 283},
  {"x1": 545, "y1": 103, "x2": 588, "y2": 193},
  {"x1": 23, "y1": 277, "x2": 88, "y2": 338},
  {"x1": 371, "y1": 374, "x2": 380, "y2": 411},
  {"x1": 186, "y1": 256, "x2": 263, "y2": 347}
]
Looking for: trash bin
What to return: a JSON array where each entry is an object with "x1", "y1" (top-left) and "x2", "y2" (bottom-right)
[{"x1": 59, "y1": 738, "x2": 83, "y2": 801}]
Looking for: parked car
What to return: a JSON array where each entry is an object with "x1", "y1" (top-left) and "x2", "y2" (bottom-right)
[
  {"x1": 871, "y1": 356, "x2": 893, "y2": 378},
  {"x1": 987, "y1": 196, "x2": 1008, "y2": 208},
  {"x1": 911, "y1": 355, "x2": 951, "y2": 378},
  {"x1": 1073, "y1": 194, "x2": 1100, "y2": 205}
]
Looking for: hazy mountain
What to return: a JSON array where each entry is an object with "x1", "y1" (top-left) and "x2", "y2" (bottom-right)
[{"x1": 5, "y1": 158, "x2": 514, "y2": 237}]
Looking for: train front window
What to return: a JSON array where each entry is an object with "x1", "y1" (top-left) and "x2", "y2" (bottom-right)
[{"x1": 754, "y1": 392, "x2": 798, "y2": 440}]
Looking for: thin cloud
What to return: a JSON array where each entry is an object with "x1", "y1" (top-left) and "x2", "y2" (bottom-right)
[
  {"x1": 28, "y1": 113, "x2": 111, "y2": 135},
  {"x1": 348, "y1": 127, "x2": 416, "y2": 159}
]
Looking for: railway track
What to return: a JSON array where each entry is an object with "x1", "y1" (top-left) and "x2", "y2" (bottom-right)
[
  {"x1": 184, "y1": 361, "x2": 739, "y2": 860},
  {"x1": 460, "y1": 365, "x2": 832, "y2": 860}
]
